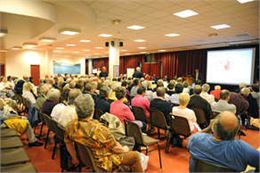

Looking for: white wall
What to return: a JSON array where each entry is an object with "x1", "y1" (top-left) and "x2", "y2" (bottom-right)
[{"x1": 5, "y1": 50, "x2": 86, "y2": 78}]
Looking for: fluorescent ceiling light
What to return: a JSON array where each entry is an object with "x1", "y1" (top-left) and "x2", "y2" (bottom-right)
[
  {"x1": 98, "y1": 33, "x2": 112, "y2": 38},
  {"x1": 237, "y1": 0, "x2": 254, "y2": 3},
  {"x1": 0, "y1": 49, "x2": 8, "y2": 53},
  {"x1": 83, "y1": 49, "x2": 90, "y2": 52},
  {"x1": 174, "y1": 9, "x2": 198, "y2": 18},
  {"x1": 158, "y1": 49, "x2": 166, "y2": 52},
  {"x1": 134, "y1": 39, "x2": 146, "y2": 42},
  {"x1": 0, "y1": 29, "x2": 8, "y2": 37},
  {"x1": 165, "y1": 33, "x2": 180, "y2": 37},
  {"x1": 11, "y1": 46, "x2": 22, "y2": 50},
  {"x1": 73, "y1": 51, "x2": 79, "y2": 54},
  {"x1": 127, "y1": 25, "x2": 145, "y2": 30},
  {"x1": 23, "y1": 43, "x2": 38, "y2": 49},
  {"x1": 80, "y1": 39, "x2": 91, "y2": 43},
  {"x1": 140, "y1": 51, "x2": 147, "y2": 54},
  {"x1": 66, "y1": 44, "x2": 76, "y2": 47},
  {"x1": 95, "y1": 47, "x2": 104, "y2": 49},
  {"x1": 211, "y1": 24, "x2": 231, "y2": 30},
  {"x1": 39, "y1": 37, "x2": 56, "y2": 43},
  {"x1": 55, "y1": 47, "x2": 64, "y2": 50},
  {"x1": 59, "y1": 29, "x2": 80, "y2": 35},
  {"x1": 120, "y1": 49, "x2": 128, "y2": 52},
  {"x1": 138, "y1": 47, "x2": 146, "y2": 49},
  {"x1": 53, "y1": 50, "x2": 62, "y2": 53}
]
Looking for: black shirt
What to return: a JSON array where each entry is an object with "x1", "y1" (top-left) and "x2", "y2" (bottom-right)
[{"x1": 150, "y1": 98, "x2": 172, "y2": 125}]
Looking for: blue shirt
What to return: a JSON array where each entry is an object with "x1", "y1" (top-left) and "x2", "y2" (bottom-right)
[{"x1": 188, "y1": 133, "x2": 260, "y2": 171}]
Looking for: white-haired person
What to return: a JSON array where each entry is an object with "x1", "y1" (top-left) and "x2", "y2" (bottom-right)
[
  {"x1": 41, "y1": 88, "x2": 61, "y2": 116},
  {"x1": 65, "y1": 94, "x2": 144, "y2": 172},
  {"x1": 200, "y1": 83, "x2": 215, "y2": 104},
  {"x1": 210, "y1": 85, "x2": 221, "y2": 101},
  {"x1": 132, "y1": 66, "x2": 143, "y2": 79},
  {"x1": 172, "y1": 93, "x2": 199, "y2": 133},
  {"x1": 22, "y1": 82, "x2": 36, "y2": 104}
]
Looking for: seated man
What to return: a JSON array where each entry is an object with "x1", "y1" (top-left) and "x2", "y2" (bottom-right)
[
  {"x1": 188, "y1": 111, "x2": 260, "y2": 172},
  {"x1": 211, "y1": 90, "x2": 236, "y2": 114},
  {"x1": 41, "y1": 88, "x2": 60, "y2": 116},
  {"x1": 200, "y1": 83, "x2": 215, "y2": 105},
  {"x1": 95, "y1": 85, "x2": 111, "y2": 113},
  {"x1": 65, "y1": 94, "x2": 143, "y2": 172}
]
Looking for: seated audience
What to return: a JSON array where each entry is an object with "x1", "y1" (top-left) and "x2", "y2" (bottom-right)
[
  {"x1": 95, "y1": 85, "x2": 111, "y2": 113},
  {"x1": 0, "y1": 98, "x2": 43, "y2": 147},
  {"x1": 211, "y1": 90, "x2": 236, "y2": 114},
  {"x1": 188, "y1": 111, "x2": 259, "y2": 172},
  {"x1": 169, "y1": 83, "x2": 183, "y2": 105},
  {"x1": 51, "y1": 89, "x2": 81, "y2": 127},
  {"x1": 41, "y1": 88, "x2": 60, "y2": 116},
  {"x1": 188, "y1": 85, "x2": 212, "y2": 123},
  {"x1": 150, "y1": 87, "x2": 172, "y2": 124},
  {"x1": 200, "y1": 83, "x2": 215, "y2": 104},
  {"x1": 166, "y1": 80, "x2": 175, "y2": 96},
  {"x1": 172, "y1": 93, "x2": 198, "y2": 132},
  {"x1": 251, "y1": 83, "x2": 260, "y2": 107},
  {"x1": 22, "y1": 82, "x2": 36, "y2": 104},
  {"x1": 35, "y1": 84, "x2": 49, "y2": 110},
  {"x1": 131, "y1": 86, "x2": 150, "y2": 118},
  {"x1": 130, "y1": 78, "x2": 140, "y2": 97},
  {"x1": 210, "y1": 85, "x2": 221, "y2": 101},
  {"x1": 182, "y1": 81, "x2": 190, "y2": 94},
  {"x1": 65, "y1": 94, "x2": 143, "y2": 172}
]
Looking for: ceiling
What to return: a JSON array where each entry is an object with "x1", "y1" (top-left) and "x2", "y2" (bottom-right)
[{"x1": 1, "y1": 0, "x2": 259, "y2": 57}]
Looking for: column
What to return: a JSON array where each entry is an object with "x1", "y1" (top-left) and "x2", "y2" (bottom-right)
[
  {"x1": 88, "y1": 59, "x2": 92, "y2": 75},
  {"x1": 108, "y1": 39, "x2": 120, "y2": 79}
]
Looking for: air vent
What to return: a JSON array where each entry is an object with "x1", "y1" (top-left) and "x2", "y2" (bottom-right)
[{"x1": 236, "y1": 33, "x2": 251, "y2": 37}]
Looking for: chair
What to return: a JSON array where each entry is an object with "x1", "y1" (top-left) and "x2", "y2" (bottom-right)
[
  {"x1": 150, "y1": 110, "x2": 169, "y2": 139},
  {"x1": 193, "y1": 159, "x2": 236, "y2": 172},
  {"x1": 93, "y1": 109, "x2": 104, "y2": 120},
  {"x1": 192, "y1": 108, "x2": 208, "y2": 129},
  {"x1": 125, "y1": 120, "x2": 162, "y2": 169},
  {"x1": 42, "y1": 114, "x2": 57, "y2": 150},
  {"x1": 132, "y1": 106, "x2": 147, "y2": 123},
  {"x1": 75, "y1": 142, "x2": 105, "y2": 172},
  {"x1": 1, "y1": 136, "x2": 23, "y2": 149},
  {"x1": 1, "y1": 148, "x2": 30, "y2": 166},
  {"x1": 37, "y1": 111, "x2": 46, "y2": 138},
  {"x1": 52, "y1": 122, "x2": 65, "y2": 159},
  {"x1": 165, "y1": 116, "x2": 191, "y2": 153},
  {"x1": 1, "y1": 162, "x2": 37, "y2": 173}
]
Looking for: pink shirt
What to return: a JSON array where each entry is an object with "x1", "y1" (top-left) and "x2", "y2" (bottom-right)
[
  {"x1": 131, "y1": 95, "x2": 150, "y2": 118},
  {"x1": 110, "y1": 100, "x2": 135, "y2": 123}
]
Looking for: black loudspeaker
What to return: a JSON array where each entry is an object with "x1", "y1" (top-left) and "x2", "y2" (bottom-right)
[
  {"x1": 105, "y1": 42, "x2": 109, "y2": 47},
  {"x1": 119, "y1": 42, "x2": 123, "y2": 47},
  {"x1": 111, "y1": 41, "x2": 115, "y2": 47}
]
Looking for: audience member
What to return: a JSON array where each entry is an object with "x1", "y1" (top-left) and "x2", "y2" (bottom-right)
[
  {"x1": 95, "y1": 85, "x2": 111, "y2": 113},
  {"x1": 41, "y1": 88, "x2": 61, "y2": 116},
  {"x1": 210, "y1": 85, "x2": 221, "y2": 101},
  {"x1": 188, "y1": 111, "x2": 259, "y2": 172},
  {"x1": 132, "y1": 67, "x2": 143, "y2": 79},
  {"x1": 150, "y1": 87, "x2": 172, "y2": 124},
  {"x1": 211, "y1": 90, "x2": 236, "y2": 114},
  {"x1": 99, "y1": 66, "x2": 108, "y2": 78},
  {"x1": 65, "y1": 94, "x2": 143, "y2": 172},
  {"x1": 169, "y1": 83, "x2": 183, "y2": 105},
  {"x1": 200, "y1": 83, "x2": 215, "y2": 104},
  {"x1": 172, "y1": 93, "x2": 198, "y2": 132},
  {"x1": 130, "y1": 78, "x2": 140, "y2": 97},
  {"x1": 22, "y1": 82, "x2": 36, "y2": 104}
]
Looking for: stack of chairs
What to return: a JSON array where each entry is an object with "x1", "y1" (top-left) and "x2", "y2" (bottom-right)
[{"x1": 1, "y1": 126, "x2": 37, "y2": 172}]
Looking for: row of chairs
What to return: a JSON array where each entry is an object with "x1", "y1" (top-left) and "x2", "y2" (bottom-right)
[{"x1": 1, "y1": 127, "x2": 37, "y2": 172}]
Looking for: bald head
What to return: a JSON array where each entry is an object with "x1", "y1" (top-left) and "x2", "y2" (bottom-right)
[{"x1": 213, "y1": 111, "x2": 239, "y2": 140}]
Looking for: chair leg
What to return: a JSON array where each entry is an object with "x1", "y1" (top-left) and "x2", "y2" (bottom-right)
[
  {"x1": 145, "y1": 146, "x2": 148, "y2": 155},
  {"x1": 158, "y1": 129, "x2": 160, "y2": 139},
  {"x1": 157, "y1": 142, "x2": 162, "y2": 169},
  {"x1": 52, "y1": 138, "x2": 57, "y2": 160},
  {"x1": 165, "y1": 133, "x2": 171, "y2": 153},
  {"x1": 44, "y1": 129, "x2": 50, "y2": 149},
  {"x1": 39, "y1": 123, "x2": 44, "y2": 137}
]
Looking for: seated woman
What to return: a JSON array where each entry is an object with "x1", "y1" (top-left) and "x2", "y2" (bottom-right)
[
  {"x1": 172, "y1": 93, "x2": 199, "y2": 133},
  {"x1": 65, "y1": 94, "x2": 143, "y2": 172}
]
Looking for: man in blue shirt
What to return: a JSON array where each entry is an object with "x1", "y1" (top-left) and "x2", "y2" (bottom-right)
[{"x1": 188, "y1": 111, "x2": 259, "y2": 172}]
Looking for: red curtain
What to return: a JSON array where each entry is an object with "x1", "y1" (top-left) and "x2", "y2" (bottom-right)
[
  {"x1": 142, "y1": 62, "x2": 161, "y2": 77},
  {"x1": 92, "y1": 58, "x2": 109, "y2": 71},
  {"x1": 119, "y1": 55, "x2": 145, "y2": 74}
]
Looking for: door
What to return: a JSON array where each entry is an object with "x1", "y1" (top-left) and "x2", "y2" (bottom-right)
[
  {"x1": 0, "y1": 64, "x2": 5, "y2": 76},
  {"x1": 30, "y1": 65, "x2": 40, "y2": 86}
]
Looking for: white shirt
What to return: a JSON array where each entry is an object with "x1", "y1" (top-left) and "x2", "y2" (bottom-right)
[
  {"x1": 51, "y1": 103, "x2": 78, "y2": 127},
  {"x1": 172, "y1": 106, "x2": 197, "y2": 132},
  {"x1": 169, "y1": 93, "x2": 180, "y2": 104},
  {"x1": 200, "y1": 92, "x2": 215, "y2": 104},
  {"x1": 22, "y1": 91, "x2": 36, "y2": 104}
]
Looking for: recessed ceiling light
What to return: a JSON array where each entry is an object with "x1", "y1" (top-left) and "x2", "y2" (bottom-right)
[
  {"x1": 55, "y1": 47, "x2": 64, "y2": 50},
  {"x1": 98, "y1": 34, "x2": 112, "y2": 38},
  {"x1": 83, "y1": 49, "x2": 90, "y2": 52},
  {"x1": 120, "y1": 49, "x2": 128, "y2": 52},
  {"x1": 127, "y1": 25, "x2": 145, "y2": 30},
  {"x1": 174, "y1": 9, "x2": 198, "y2": 18},
  {"x1": 39, "y1": 37, "x2": 56, "y2": 43},
  {"x1": 96, "y1": 47, "x2": 104, "y2": 49},
  {"x1": 134, "y1": 39, "x2": 146, "y2": 42},
  {"x1": 66, "y1": 44, "x2": 76, "y2": 47},
  {"x1": 237, "y1": 0, "x2": 254, "y2": 3},
  {"x1": 11, "y1": 46, "x2": 22, "y2": 50},
  {"x1": 53, "y1": 50, "x2": 62, "y2": 53},
  {"x1": 158, "y1": 49, "x2": 166, "y2": 52},
  {"x1": 23, "y1": 43, "x2": 38, "y2": 49},
  {"x1": 211, "y1": 24, "x2": 231, "y2": 30},
  {"x1": 80, "y1": 39, "x2": 91, "y2": 43},
  {"x1": 138, "y1": 47, "x2": 146, "y2": 49},
  {"x1": 165, "y1": 33, "x2": 180, "y2": 37},
  {"x1": 140, "y1": 51, "x2": 147, "y2": 54},
  {"x1": 0, "y1": 29, "x2": 8, "y2": 37},
  {"x1": 0, "y1": 49, "x2": 8, "y2": 53},
  {"x1": 59, "y1": 29, "x2": 80, "y2": 36},
  {"x1": 73, "y1": 51, "x2": 79, "y2": 54},
  {"x1": 94, "y1": 53, "x2": 100, "y2": 55}
]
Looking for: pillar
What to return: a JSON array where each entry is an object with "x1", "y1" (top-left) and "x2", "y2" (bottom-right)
[
  {"x1": 108, "y1": 39, "x2": 120, "y2": 79},
  {"x1": 88, "y1": 59, "x2": 92, "y2": 75}
]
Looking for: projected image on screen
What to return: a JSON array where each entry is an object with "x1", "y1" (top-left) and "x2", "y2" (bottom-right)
[
  {"x1": 53, "y1": 61, "x2": 81, "y2": 74},
  {"x1": 206, "y1": 48, "x2": 255, "y2": 85}
]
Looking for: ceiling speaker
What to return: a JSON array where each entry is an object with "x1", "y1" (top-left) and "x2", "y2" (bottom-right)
[
  {"x1": 119, "y1": 41, "x2": 123, "y2": 47},
  {"x1": 105, "y1": 42, "x2": 109, "y2": 47}
]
